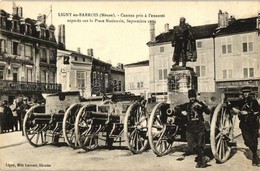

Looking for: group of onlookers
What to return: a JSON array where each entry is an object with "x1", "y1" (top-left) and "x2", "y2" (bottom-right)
[{"x1": 0, "y1": 98, "x2": 31, "y2": 135}]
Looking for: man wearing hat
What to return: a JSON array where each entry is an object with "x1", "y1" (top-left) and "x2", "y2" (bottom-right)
[
  {"x1": 174, "y1": 89, "x2": 211, "y2": 168},
  {"x1": 231, "y1": 86, "x2": 260, "y2": 166}
]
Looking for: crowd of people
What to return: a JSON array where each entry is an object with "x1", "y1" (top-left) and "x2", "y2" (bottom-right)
[{"x1": 0, "y1": 97, "x2": 32, "y2": 135}]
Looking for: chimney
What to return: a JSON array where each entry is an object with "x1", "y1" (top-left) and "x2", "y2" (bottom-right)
[
  {"x1": 218, "y1": 10, "x2": 229, "y2": 28},
  {"x1": 87, "y1": 48, "x2": 93, "y2": 56},
  {"x1": 149, "y1": 20, "x2": 156, "y2": 42},
  {"x1": 117, "y1": 63, "x2": 124, "y2": 69},
  {"x1": 18, "y1": 7, "x2": 23, "y2": 18},
  {"x1": 77, "y1": 47, "x2": 81, "y2": 53},
  {"x1": 58, "y1": 24, "x2": 66, "y2": 49},
  {"x1": 12, "y1": 2, "x2": 18, "y2": 16},
  {"x1": 37, "y1": 14, "x2": 46, "y2": 24},
  {"x1": 164, "y1": 23, "x2": 169, "y2": 32}
]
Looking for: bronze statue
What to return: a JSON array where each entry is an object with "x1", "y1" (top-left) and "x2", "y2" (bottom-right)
[{"x1": 172, "y1": 17, "x2": 197, "y2": 68}]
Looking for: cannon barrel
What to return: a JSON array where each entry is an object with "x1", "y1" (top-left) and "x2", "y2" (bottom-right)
[
  {"x1": 166, "y1": 108, "x2": 174, "y2": 116},
  {"x1": 29, "y1": 113, "x2": 64, "y2": 124}
]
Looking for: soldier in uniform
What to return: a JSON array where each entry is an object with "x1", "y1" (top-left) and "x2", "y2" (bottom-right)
[
  {"x1": 172, "y1": 17, "x2": 194, "y2": 67},
  {"x1": 174, "y1": 89, "x2": 211, "y2": 168},
  {"x1": 231, "y1": 86, "x2": 260, "y2": 166}
]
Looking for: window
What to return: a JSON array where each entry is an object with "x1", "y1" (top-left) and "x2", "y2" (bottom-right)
[
  {"x1": 195, "y1": 65, "x2": 206, "y2": 77},
  {"x1": 129, "y1": 82, "x2": 135, "y2": 89},
  {"x1": 249, "y1": 68, "x2": 254, "y2": 77},
  {"x1": 0, "y1": 16, "x2": 6, "y2": 28},
  {"x1": 228, "y1": 69, "x2": 232, "y2": 78},
  {"x1": 41, "y1": 70, "x2": 46, "y2": 83},
  {"x1": 243, "y1": 68, "x2": 248, "y2": 78},
  {"x1": 221, "y1": 38, "x2": 232, "y2": 54},
  {"x1": 0, "y1": 67, "x2": 4, "y2": 80},
  {"x1": 83, "y1": 57, "x2": 86, "y2": 62},
  {"x1": 222, "y1": 44, "x2": 232, "y2": 54},
  {"x1": 117, "y1": 81, "x2": 122, "y2": 92},
  {"x1": 160, "y1": 46, "x2": 164, "y2": 53},
  {"x1": 77, "y1": 71, "x2": 85, "y2": 88},
  {"x1": 222, "y1": 69, "x2": 232, "y2": 79},
  {"x1": 195, "y1": 66, "x2": 200, "y2": 77},
  {"x1": 40, "y1": 28, "x2": 46, "y2": 38},
  {"x1": 0, "y1": 39, "x2": 6, "y2": 53},
  {"x1": 158, "y1": 58, "x2": 167, "y2": 80},
  {"x1": 105, "y1": 74, "x2": 108, "y2": 88},
  {"x1": 13, "y1": 68, "x2": 18, "y2": 82},
  {"x1": 197, "y1": 41, "x2": 202, "y2": 48},
  {"x1": 41, "y1": 48, "x2": 47, "y2": 62},
  {"x1": 27, "y1": 68, "x2": 33, "y2": 82},
  {"x1": 223, "y1": 70, "x2": 227, "y2": 79},
  {"x1": 242, "y1": 36, "x2": 253, "y2": 52},
  {"x1": 75, "y1": 57, "x2": 78, "y2": 61},
  {"x1": 137, "y1": 81, "x2": 144, "y2": 89},
  {"x1": 227, "y1": 44, "x2": 232, "y2": 53},
  {"x1": 13, "y1": 20, "x2": 19, "y2": 31},
  {"x1": 242, "y1": 43, "x2": 247, "y2": 52},
  {"x1": 49, "y1": 30, "x2": 54, "y2": 40},
  {"x1": 25, "y1": 24, "x2": 31, "y2": 35},
  {"x1": 12, "y1": 42, "x2": 19, "y2": 55},
  {"x1": 222, "y1": 45, "x2": 226, "y2": 54},
  {"x1": 243, "y1": 68, "x2": 254, "y2": 78},
  {"x1": 49, "y1": 72, "x2": 55, "y2": 83},
  {"x1": 93, "y1": 71, "x2": 96, "y2": 83},
  {"x1": 49, "y1": 49, "x2": 56, "y2": 63},
  {"x1": 113, "y1": 80, "x2": 122, "y2": 92},
  {"x1": 25, "y1": 45, "x2": 32, "y2": 57}
]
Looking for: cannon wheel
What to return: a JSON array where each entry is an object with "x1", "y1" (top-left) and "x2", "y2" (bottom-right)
[
  {"x1": 62, "y1": 103, "x2": 82, "y2": 148},
  {"x1": 124, "y1": 101, "x2": 149, "y2": 154},
  {"x1": 23, "y1": 104, "x2": 48, "y2": 147},
  {"x1": 210, "y1": 102, "x2": 234, "y2": 163},
  {"x1": 148, "y1": 102, "x2": 173, "y2": 156},
  {"x1": 75, "y1": 104, "x2": 98, "y2": 151}
]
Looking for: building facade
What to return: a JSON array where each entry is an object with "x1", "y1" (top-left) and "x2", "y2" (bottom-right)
[
  {"x1": 57, "y1": 48, "x2": 92, "y2": 98},
  {"x1": 111, "y1": 64, "x2": 125, "y2": 94},
  {"x1": 147, "y1": 11, "x2": 260, "y2": 97},
  {"x1": 214, "y1": 15, "x2": 260, "y2": 95},
  {"x1": 124, "y1": 60, "x2": 149, "y2": 96},
  {"x1": 0, "y1": 5, "x2": 60, "y2": 103},
  {"x1": 91, "y1": 57, "x2": 112, "y2": 96}
]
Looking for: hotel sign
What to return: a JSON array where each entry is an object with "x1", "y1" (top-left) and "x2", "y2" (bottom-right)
[{"x1": 216, "y1": 80, "x2": 259, "y2": 88}]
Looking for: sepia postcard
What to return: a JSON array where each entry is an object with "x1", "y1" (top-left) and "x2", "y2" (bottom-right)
[{"x1": 0, "y1": 0, "x2": 260, "y2": 171}]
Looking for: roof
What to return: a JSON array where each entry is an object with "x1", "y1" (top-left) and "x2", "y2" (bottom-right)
[
  {"x1": 215, "y1": 17, "x2": 257, "y2": 36},
  {"x1": 92, "y1": 57, "x2": 112, "y2": 66},
  {"x1": 147, "y1": 23, "x2": 218, "y2": 45},
  {"x1": 124, "y1": 60, "x2": 149, "y2": 67},
  {"x1": 111, "y1": 66, "x2": 125, "y2": 73},
  {"x1": 65, "y1": 49, "x2": 93, "y2": 59},
  {"x1": 147, "y1": 16, "x2": 257, "y2": 46}
]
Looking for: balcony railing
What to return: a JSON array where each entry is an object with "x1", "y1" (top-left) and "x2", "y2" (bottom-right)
[{"x1": 0, "y1": 80, "x2": 61, "y2": 93}]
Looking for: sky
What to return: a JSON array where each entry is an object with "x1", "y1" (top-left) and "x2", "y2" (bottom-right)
[{"x1": 1, "y1": 1, "x2": 259, "y2": 66}]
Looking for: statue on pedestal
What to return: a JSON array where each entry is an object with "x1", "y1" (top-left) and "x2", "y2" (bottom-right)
[{"x1": 171, "y1": 17, "x2": 197, "y2": 69}]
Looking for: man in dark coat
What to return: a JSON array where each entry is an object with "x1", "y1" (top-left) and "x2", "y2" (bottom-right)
[
  {"x1": 20, "y1": 98, "x2": 31, "y2": 136},
  {"x1": 2, "y1": 101, "x2": 14, "y2": 132},
  {"x1": 231, "y1": 86, "x2": 260, "y2": 166},
  {"x1": 174, "y1": 89, "x2": 211, "y2": 168},
  {"x1": 172, "y1": 17, "x2": 194, "y2": 67}
]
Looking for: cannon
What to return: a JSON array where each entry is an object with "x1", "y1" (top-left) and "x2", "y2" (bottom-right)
[
  {"x1": 74, "y1": 93, "x2": 153, "y2": 154},
  {"x1": 147, "y1": 67, "x2": 239, "y2": 163},
  {"x1": 23, "y1": 91, "x2": 107, "y2": 148}
]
